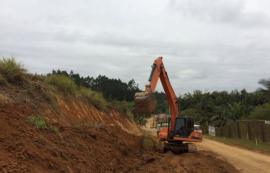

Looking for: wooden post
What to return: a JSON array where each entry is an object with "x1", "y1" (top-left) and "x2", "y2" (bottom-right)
[
  {"x1": 260, "y1": 122, "x2": 265, "y2": 142},
  {"x1": 237, "y1": 121, "x2": 241, "y2": 139}
]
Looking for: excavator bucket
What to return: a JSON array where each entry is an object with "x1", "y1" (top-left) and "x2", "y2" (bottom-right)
[{"x1": 134, "y1": 92, "x2": 156, "y2": 114}]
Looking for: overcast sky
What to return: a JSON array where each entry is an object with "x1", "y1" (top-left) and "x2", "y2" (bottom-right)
[{"x1": 1, "y1": 0, "x2": 270, "y2": 94}]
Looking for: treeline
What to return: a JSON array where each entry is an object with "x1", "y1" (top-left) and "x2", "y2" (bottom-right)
[
  {"x1": 154, "y1": 79, "x2": 270, "y2": 127},
  {"x1": 50, "y1": 70, "x2": 140, "y2": 101}
]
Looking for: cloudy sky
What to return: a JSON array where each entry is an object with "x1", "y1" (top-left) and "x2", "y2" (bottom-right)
[{"x1": 1, "y1": 0, "x2": 270, "y2": 94}]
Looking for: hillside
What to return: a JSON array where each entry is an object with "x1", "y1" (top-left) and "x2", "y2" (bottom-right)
[
  {"x1": 0, "y1": 58, "x2": 239, "y2": 173},
  {"x1": 0, "y1": 59, "x2": 151, "y2": 172}
]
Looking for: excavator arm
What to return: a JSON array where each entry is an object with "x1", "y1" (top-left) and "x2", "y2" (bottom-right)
[{"x1": 135, "y1": 57, "x2": 179, "y2": 131}]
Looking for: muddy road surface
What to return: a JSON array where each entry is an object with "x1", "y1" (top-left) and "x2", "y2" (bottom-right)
[{"x1": 199, "y1": 139, "x2": 270, "y2": 173}]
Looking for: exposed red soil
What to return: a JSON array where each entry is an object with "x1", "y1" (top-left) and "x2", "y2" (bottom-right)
[
  {"x1": 0, "y1": 83, "x2": 239, "y2": 173},
  {"x1": 136, "y1": 151, "x2": 238, "y2": 173}
]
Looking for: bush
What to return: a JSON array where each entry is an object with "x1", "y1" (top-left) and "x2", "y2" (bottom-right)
[
  {"x1": 27, "y1": 115, "x2": 48, "y2": 129},
  {"x1": 249, "y1": 103, "x2": 270, "y2": 120},
  {"x1": 0, "y1": 57, "x2": 26, "y2": 84},
  {"x1": 45, "y1": 74, "x2": 77, "y2": 95},
  {"x1": 79, "y1": 87, "x2": 108, "y2": 111}
]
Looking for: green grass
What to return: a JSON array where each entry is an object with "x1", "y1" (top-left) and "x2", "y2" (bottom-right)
[
  {"x1": 0, "y1": 57, "x2": 26, "y2": 84},
  {"x1": 249, "y1": 103, "x2": 270, "y2": 120},
  {"x1": 205, "y1": 135, "x2": 270, "y2": 154},
  {"x1": 45, "y1": 75, "x2": 110, "y2": 111},
  {"x1": 79, "y1": 87, "x2": 108, "y2": 111},
  {"x1": 45, "y1": 74, "x2": 77, "y2": 95},
  {"x1": 27, "y1": 115, "x2": 59, "y2": 133},
  {"x1": 27, "y1": 115, "x2": 48, "y2": 129}
]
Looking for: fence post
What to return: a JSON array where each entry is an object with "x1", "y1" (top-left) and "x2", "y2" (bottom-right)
[
  {"x1": 237, "y1": 121, "x2": 241, "y2": 139},
  {"x1": 228, "y1": 125, "x2": 232, "y2": 138},
  {"x1": 247, "y1": 122, "x2": 251, "y2": 140},
  {"x1": 260, "y1": 122, "x2": 265, "y2": 142}
]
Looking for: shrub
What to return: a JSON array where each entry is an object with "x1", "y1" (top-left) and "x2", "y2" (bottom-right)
[
  {"x1": 249, "y1": 103, "x2": 270, "y2": 120},
  {"x1": 0, "y1": 57, "x2": 26, "y2": 84},
  {"x1": 79, "y1": 87, "x2": 108, "y2": 111},
  {"x1": 27, "y1": 115, "x2": 48, "y2": 129},
  {"x1": 45, "y1": 74, "x2": 77, "y2": 95}
]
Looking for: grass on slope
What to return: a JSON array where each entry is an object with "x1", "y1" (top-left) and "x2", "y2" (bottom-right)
[
  {"x1": 0, "y1": 57, "x2": 135, "y2": 119},
  {"x1": 0, "y1": 57, "x2": 26, "y2": 84}
]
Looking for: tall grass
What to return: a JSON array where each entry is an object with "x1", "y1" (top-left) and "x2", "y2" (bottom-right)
[
  {"x1": 0, "y1": 57, "x2": 26, "y2": 84},
  {"x1": 45, "y1": 74, "x2": 109, "y2": 111},
  {"x1": 45, "y1": 74, "x2": 77, "y2": 95},
  {"x1": 79, "y1": 87, "x2": 108, "y2": 111}
]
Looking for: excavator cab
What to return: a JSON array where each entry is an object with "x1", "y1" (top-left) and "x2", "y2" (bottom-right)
[
  {"x1": 173, "y1": 117, "x2": 194, "y2": 138},
  {"x1": 163, "y1": 117, "x2": 194, "y2": 139}
]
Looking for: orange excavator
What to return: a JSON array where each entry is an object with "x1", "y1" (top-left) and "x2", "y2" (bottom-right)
[{"x1": 135, "y1": 57, "x2": 202, "y2": 152}]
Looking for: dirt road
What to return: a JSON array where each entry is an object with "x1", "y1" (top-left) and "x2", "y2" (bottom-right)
[
  {"x1": 199, "y1": 139, "x2": 270, "y2": 173},
  {"x1": 139, "y1": 118, "x2": 239, "y2": 173}
]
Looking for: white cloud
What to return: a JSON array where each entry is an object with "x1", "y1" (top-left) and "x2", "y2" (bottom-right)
[{"x1": 0, "y1": 0, "x2": 270, "y2": 93}]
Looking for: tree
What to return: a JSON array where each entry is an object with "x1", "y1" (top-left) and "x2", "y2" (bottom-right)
[{"x1": 249, "y1": 103, "x2": 270, "y2": 120}]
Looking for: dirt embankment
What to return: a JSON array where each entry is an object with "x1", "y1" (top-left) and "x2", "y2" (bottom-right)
[
  {"x1": 0, "y1": 84, "x2": 146, "y2": 173},
  {"x1": 0, "y1": 83, "x2": 240, "y2": 173}
]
